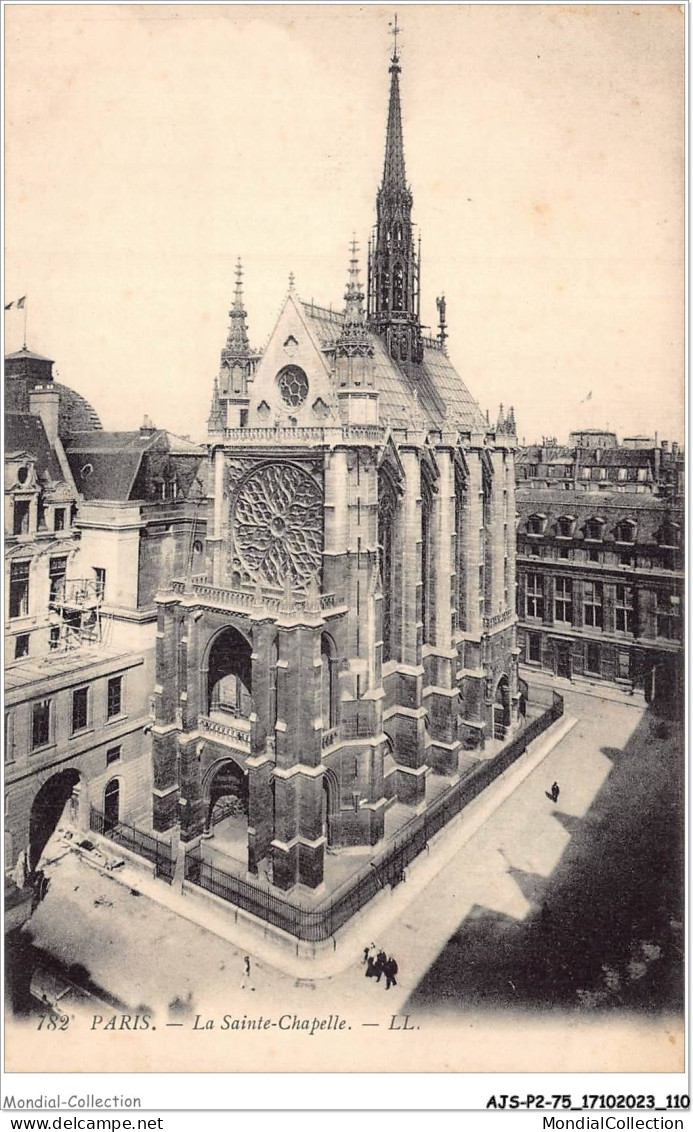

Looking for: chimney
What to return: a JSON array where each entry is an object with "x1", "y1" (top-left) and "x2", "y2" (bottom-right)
[
  {"x1": 140, "y1": 414, "x2": 156, "y2": 438},
  {"x1": 672, "y1": 441, "x2": 680, "y2": 458},
  {"x1": 28, "y1": 385, "x2": 60, "y2": 445},
  {"x1": 661, "y1": 440, "x2": 669, "y2": 454}
]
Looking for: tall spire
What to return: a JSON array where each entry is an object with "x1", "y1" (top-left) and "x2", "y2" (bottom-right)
[
  {"x1": 382, "y1": 15, "x2": 407, "y2": 194},
  {"x1": 368, "y1": 17, "x2": 423, "y2": 370}
]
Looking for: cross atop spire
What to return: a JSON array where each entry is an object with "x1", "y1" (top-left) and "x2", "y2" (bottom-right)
[
  {"x1": 225, "y1": 256, "x2": 250, "y2": 353},
  {"x1": 389, "y1": 13, "x2": 401, "y2": 63}
]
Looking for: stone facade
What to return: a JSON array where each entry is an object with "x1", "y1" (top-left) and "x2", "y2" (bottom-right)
[
  {"x1": 516, "y1": 488, "x2": 684, "y2": 711},
  {"x1": 152, "y1": 46, "x2": 519, "y2": 893}
]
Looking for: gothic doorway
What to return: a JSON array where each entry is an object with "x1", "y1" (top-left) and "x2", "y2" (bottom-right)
[
  {"x1": 203, "y1": 758, "x2": 249, "y2": 864},
  {"x1": 29, "y1": 769, "x2": 81, "y2": 871},
  {"x1": 206, "y1": 627, "x2": 253, "y2": 721}
]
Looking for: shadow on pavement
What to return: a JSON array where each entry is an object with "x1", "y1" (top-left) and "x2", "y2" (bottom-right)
[{"x1": 405, "y1": 707, "x2": 684, "y2": 1015}]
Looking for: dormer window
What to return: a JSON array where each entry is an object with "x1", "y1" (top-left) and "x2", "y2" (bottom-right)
[
  {"x1": 614, "y1": 519, "x2": 637, "y2": 544},
  {"x1": 526, "y1": 514, "x2": 546, "y2": 536},
  {"x1": 584, "y1": 518, "x2": 604, "y2": 542},
  {"x1": 556, "y1": 516, "x2": 575, "y2": 539},
  {"x1": 658, "y1": 521, "x2": 681, "y2": 549}
]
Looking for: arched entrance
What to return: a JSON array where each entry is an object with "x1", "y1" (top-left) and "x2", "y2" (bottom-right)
[
  {"x1": 203, "y1": 758, "x2": 249, "y2": 863},
  {"x1": 29, "y1": 769, "x2": 81, "y2": 871},
  {"x1": 493, "y1": 675, "x2": 511, "y2": 740},
  {"x1": 206, "y1": 627, "x2": 252, "y2": 720}
]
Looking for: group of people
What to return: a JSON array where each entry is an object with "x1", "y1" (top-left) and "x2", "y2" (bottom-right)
[{"x1": 363, "y1": 943, "x2": 399, "y2": 990}]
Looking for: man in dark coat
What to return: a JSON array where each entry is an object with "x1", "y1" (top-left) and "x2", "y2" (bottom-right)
[{"x1": 384, "y1": 956, "x2": 398, "y2": 990}]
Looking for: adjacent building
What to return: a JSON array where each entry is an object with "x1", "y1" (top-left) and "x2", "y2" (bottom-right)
[
  {"x1": 516, "y1": 486, "x2": 684, "y2": 711},
  {"x1": 4, "y1": 348, "x2": 206, "y2": 881}
]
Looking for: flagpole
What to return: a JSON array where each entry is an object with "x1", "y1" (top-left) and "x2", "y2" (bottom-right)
[{"x1": 23, "y1": 296, "x2": 27, "y2": 349}]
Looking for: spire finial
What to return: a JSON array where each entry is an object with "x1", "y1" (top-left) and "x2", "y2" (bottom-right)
[
  {"x1": 288, "y1": 271, "x2": 295, "y2": 292},
  {"x1": 389, "y1": 13, "x2": 401, "y2": 64}
]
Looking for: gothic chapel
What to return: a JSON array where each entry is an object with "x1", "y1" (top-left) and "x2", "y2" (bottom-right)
[{"x1": 152, "y1": 37, "x2": 519, "y2": 892}]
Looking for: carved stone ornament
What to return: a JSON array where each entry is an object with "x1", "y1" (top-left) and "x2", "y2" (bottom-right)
[
  {"x1": 232, "y1": 463, "x2": 323, "y2": 588},
  {"x1": 225, "y1": 458, "x2": 255, "y2": 495}
]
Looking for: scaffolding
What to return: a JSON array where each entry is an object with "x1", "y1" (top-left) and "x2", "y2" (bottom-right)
[{"x1": 48, "y1": 578, "x2": 108, "y2": 650}]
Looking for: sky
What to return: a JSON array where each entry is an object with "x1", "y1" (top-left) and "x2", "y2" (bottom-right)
[{"x1": 5, "y1": 4, "x2": 685, "y2": 445}]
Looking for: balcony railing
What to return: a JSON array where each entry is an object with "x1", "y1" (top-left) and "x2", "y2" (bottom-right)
[
  {"x1": 198, "y1": 714, "x2": 251, "y2": 750},
  {"x1": 483, "y1": 608, "x2": 515, "y2": 631},
  {"x1": 223, "y1": 424, "x2": 385, "y2": 445},
  {"x1": 167, "y1": 577, "x2": 338, "y2": 616}
]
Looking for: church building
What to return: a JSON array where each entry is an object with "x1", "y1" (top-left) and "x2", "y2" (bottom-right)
[{"x1": 152, "y1": 39, "x2": 519, "y2": 892}]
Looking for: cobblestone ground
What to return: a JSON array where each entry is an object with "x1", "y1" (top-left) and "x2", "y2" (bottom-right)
[{"x1": 405, "y1": 691, "x2": 685, "y2": 1016}]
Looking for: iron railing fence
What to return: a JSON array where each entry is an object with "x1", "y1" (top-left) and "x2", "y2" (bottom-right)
[
  {"x1": 183, "y1": 693, "x2": 564, "y2": 940},
  {"x1": 89, "y1": 807, "x2": 175, "y2": 883}
]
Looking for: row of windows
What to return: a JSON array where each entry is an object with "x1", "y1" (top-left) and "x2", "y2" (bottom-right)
[
  {"x1": 524, "y1": 514, "x2": 680, "y2": 546},
  {"x1": 8, "y1": 561, "x2": 107, "y2": 622},
  {"x1": 524, "y1": 633, "x2": 631, "y2": 679},
  {"x1": 520, "y1": 465, "x2": 651, "y2": 483},
  {"x1": 12, "y1": 499, "x2": 71, "y2": 536},
  {"x1": 29, "y1": 676, "x2": 123, "y2": 751},
  {"x1": 522, "y1": 574, "x2": 681, "y2": 639}
]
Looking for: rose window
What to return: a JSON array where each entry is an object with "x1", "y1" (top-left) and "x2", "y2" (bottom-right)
[
  {"x1": 232, "y1": 463, "x2": 323, "y2": 588},
  {"x1": 277, "y1": 365, "x2": 309, "y2": 408}
]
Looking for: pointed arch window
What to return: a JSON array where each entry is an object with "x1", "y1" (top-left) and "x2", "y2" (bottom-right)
[
  {"x1": 269, "y1": 637, "x2": 278, "y2": 734},
  {"x1": 421, "y1": 473, "x2": 435, "y2": 643},
  {"x1": 454, "y1": 470, "x2": 467, "y2": 631},
  {"x1": 378, "y1": 469, "x2": 398, "y2": 663},
  {"x1": 320, "y1": 634, "x2": 337, "y2": 730}
]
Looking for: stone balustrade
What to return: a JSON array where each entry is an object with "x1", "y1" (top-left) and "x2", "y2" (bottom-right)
[
  {"x1": 198, "y1": 714, "x2": 251, "y2": 750},
  {"x1": 483, "y1": 608, "x2": 515, "y2": 631}
]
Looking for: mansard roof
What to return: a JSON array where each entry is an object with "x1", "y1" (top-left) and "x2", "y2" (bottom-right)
[
  {"x1": 5, "y1": 413, "x2": 63, "y2": 483},
  {"x1": 516, "y1": 487, "x2": 684, "y2": 544},
  {"x1": 300, "y1": 301, "x2": 487, "y2": 432},
  {"x1": 64, "y1": 429, "x2": 204, "y2": 500}
]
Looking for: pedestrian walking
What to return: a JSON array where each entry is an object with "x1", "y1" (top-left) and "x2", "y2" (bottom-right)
[
  {"x1": 375, "y1": 949, "x2": 387, "y2": 983},
  {"x1": 240, "y1": 955, "x2": 255, "y2": 991},
  {"x1": 551, "y1": 781, "x2": 560, "y2": 803},
  {"x1": 364, "y1": 943, "x2": 378, "y2": 978},
  {"x1": 384, "y1": 956, "x2": 398, "y2": 990}
]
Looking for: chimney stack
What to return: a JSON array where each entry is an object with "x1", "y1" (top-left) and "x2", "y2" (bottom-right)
[{"x1": 28, "y1": 385, "x2": 60, "y2": 445}]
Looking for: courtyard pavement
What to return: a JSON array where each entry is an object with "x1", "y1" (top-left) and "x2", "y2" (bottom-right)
[{"x1": 8, "y1": 688, "x2": 684, "y2": 1073}]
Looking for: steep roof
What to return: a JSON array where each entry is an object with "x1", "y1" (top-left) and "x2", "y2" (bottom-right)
[
  {"x1": 4, "y1": 413, "x2": 63, "y2": 482},
  {"x1": 299, "y1": 302, "x2": 487, "y2": 432},
  {"x1": 63, "y1": 429, "x2": 205, "y2": 500}
]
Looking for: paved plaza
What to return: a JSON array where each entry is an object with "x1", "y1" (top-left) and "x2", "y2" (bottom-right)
[{"x1": 6, "y1": 688, "x2": 683, "y2": 1072}]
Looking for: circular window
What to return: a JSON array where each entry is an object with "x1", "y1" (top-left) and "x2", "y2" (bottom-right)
[
  {"x1": 81, "y1": 463, "x2": 93, "y2": 479},
  {"x1": 277, "y1": 365, "x2": 308, "y2": 408},
  {"x1": 17, "y1": 466, "x2": 29, "y2": 484}
]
